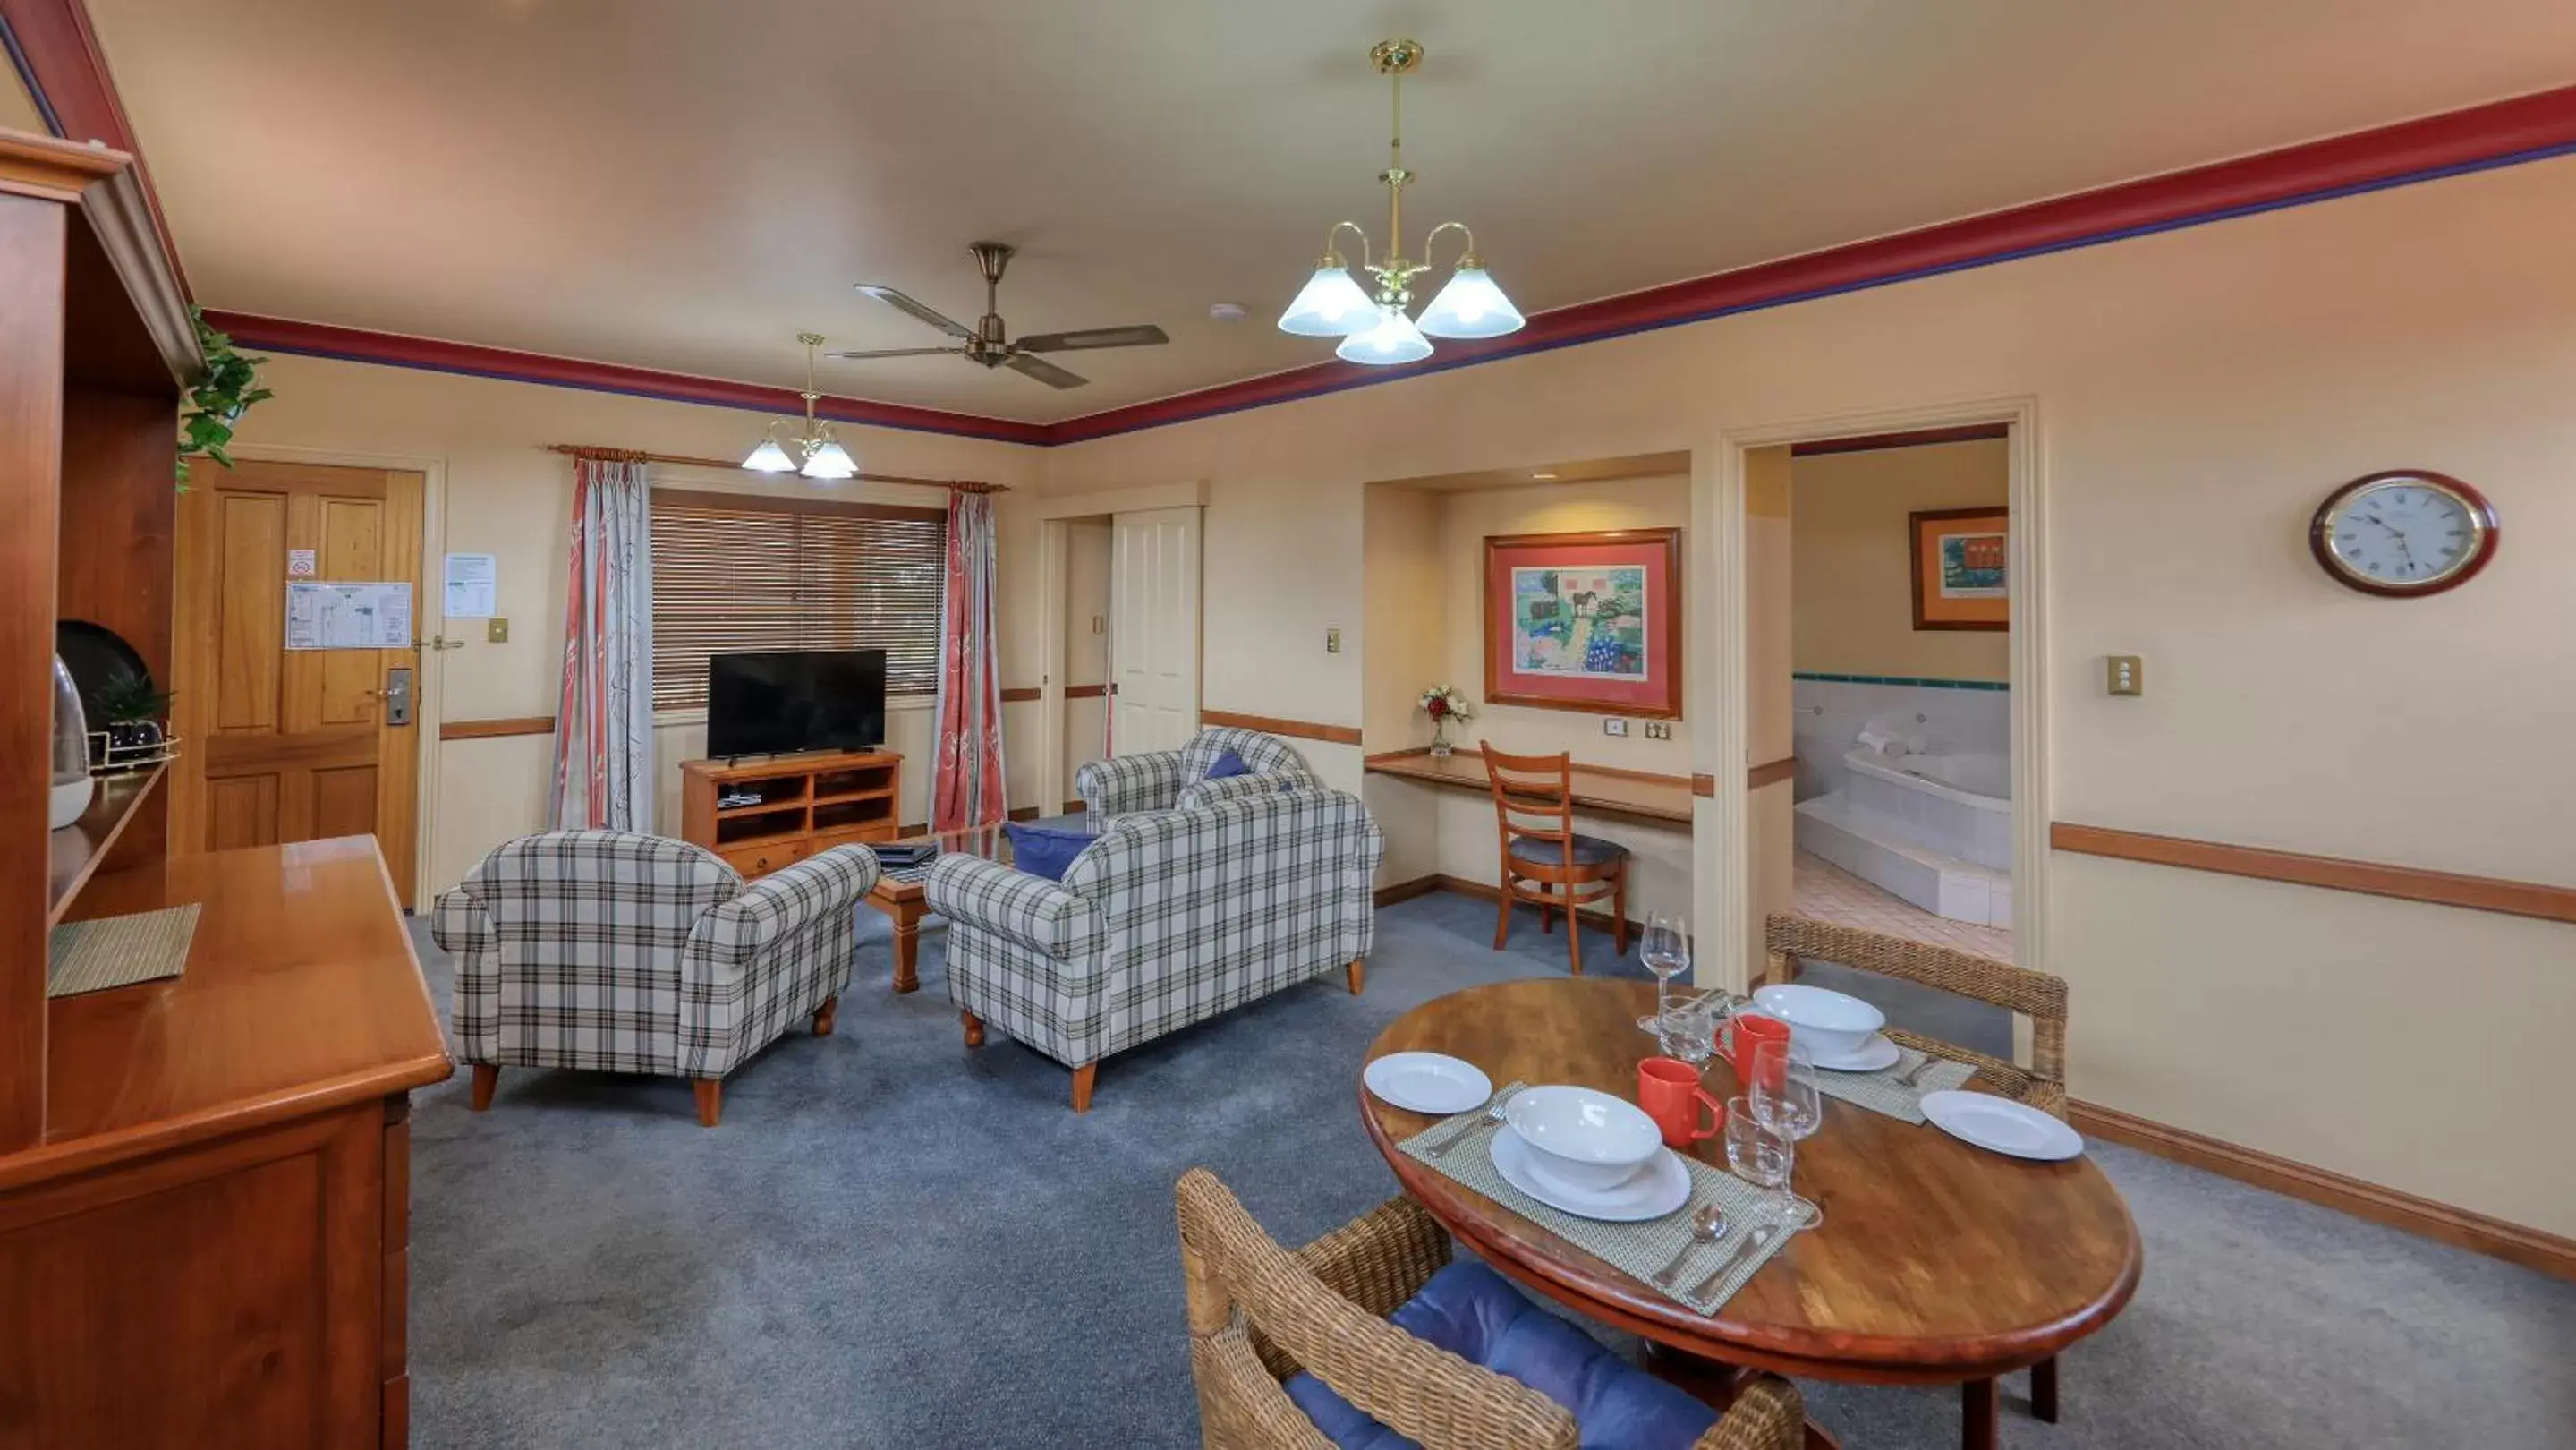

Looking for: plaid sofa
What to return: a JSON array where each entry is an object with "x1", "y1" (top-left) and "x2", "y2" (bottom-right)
[
  {"x1": 432, "y1": 831, "x2": 880, "y2": 1117},
  {"x1": 927, "y1": 780, "x2": 1382, "y2": 1109},
  {"x1": 1074, "y1": 727, "x2": 1317, "y2": 818}
]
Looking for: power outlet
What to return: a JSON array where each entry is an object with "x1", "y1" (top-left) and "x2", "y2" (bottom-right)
[
  {"x1": 1644, "y1": 721, "x2": 1671, "y2": 740},
  {"x1": 1602, "y1": 718, "x2": 1628, "y2": 738}
]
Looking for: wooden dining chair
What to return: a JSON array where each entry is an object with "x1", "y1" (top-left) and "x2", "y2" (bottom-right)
[
  {"x1": 1761, "y1": 913, "x2": 2070, "y2": 1440},
  {"x1": 1479, "y1": 744, "x2": 1632, "y2": 975},
  {"x1": 1175, "y1": 1168, "x2": 1806, "y2": 1450}
]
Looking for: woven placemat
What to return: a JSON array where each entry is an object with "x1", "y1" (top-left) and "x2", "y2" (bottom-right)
[
  {"x1": 1810, "y1": 1048, "x2": 1976, "y2": 1124},
  {"x1": 46, "y1": 903, "x2": 200, "y2": 998},
  {"x1": 1399, "y1": 1083, "x2": 1800, "y2": 1318}
]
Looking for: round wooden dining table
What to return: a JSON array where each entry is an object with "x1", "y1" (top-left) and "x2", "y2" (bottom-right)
[{"x1": 1360, "y1": 977, "x2": 2141, "y2": 1450}]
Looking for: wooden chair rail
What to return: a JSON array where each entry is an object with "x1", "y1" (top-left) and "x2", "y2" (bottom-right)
[{"x1": 2050, "y1": 823, "x2": 2576, "y2": 925}]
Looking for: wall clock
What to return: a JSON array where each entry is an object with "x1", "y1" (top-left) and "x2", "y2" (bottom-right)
[{"x1": 2308, "y1": 470, "x2": 2497, "y2": 597}]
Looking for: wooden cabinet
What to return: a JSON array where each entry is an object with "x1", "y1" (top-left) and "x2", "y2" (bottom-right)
[
  {"x1": 680, "y1": 749, "x2": 905, "y2": 878},
  {"x1": 0, "y1": 131, "x2": 449, "y2": 1446}
]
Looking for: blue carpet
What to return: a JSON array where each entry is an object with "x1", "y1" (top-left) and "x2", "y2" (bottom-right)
[{"x1": 404, "y1": 894, "x2": 2574, "y2": 1448}]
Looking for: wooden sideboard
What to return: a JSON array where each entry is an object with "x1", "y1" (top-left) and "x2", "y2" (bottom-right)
[
  {"x1": 1, "y1": 838, "x2": 450, "y2": 1446},
  {"x1": 679, "y1": 749, "x2": 904, "y2": 879}
]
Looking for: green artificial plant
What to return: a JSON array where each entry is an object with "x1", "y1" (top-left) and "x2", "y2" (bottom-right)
[
  {"x1": 177, "y1": 309, "x2": 274, "y2": 485},
  {"x1": 92, "y1": 674, "x2": 174, "y2": 725}
]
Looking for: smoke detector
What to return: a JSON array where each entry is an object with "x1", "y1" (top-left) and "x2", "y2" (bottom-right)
[{"x1": 1208, "y1": 302, "x2": 1248, "y2": 321}]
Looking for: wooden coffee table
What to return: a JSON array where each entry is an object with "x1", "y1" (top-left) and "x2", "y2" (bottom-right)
[{"x1": 861, "y1": 823, "x2": 1011, "y2": 994}]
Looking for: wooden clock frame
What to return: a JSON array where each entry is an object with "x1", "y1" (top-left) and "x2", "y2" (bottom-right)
[{"x1": 2308, "y1": 470, "x2": 2499, "y2": 598}]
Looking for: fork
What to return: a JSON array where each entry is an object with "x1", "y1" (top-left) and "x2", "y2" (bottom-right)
[
  {"x1": 1427, "y1": 1089, "x2": 1513, "y2": 1157},
  {"x1": 1894, "y1": 1052, "x2": 1940, "y2": 1088},
  {"x1": 1688, "y1": 1221, "x2": 1778, "y2": 1301}
]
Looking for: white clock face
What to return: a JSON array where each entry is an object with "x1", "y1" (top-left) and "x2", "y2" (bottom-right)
[{"x1": 2323, "y1": 479, "x2": 2483, "y2": 588}]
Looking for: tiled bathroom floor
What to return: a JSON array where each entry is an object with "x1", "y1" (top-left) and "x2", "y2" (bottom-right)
[{"x1": 1791, "y1": 850, "x2": 2014, "y2": 962}]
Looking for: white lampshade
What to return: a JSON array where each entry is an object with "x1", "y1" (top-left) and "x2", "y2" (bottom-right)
[
  {"x1": 799, "y1": 439, "x2": 858, "y2": 480},
  {"x1": 1277, "y1": 264, "x2": 1377, "y2": 337},
  {"x1": 1335, "y1": 305, "x2": 1433, "y2": 366},
  {"x1": 1416, "y1": 265, "x2": 1526, "y2": 339},
  {"x1": 743, "y1": 438, "x2": 796, "y2": 473}
]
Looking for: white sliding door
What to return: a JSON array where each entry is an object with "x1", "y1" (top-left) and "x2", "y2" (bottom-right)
[{"x1": 1109, "y1": 506, "x2": 1202, "y2": 755}]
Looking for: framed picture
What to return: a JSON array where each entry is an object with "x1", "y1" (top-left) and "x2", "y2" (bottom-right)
[
  {"x1": 1909, "y1": 508, "x2": 2009, "y2": 631},
  {"x1": 1483, "y1": 528, "x2": 1683, "y2": 719}
]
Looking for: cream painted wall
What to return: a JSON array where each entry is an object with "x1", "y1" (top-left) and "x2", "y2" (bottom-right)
[
  {"x1": 1362, "y1": 487, "x2": 1447, "y2": 754},
  {"x1": 1791, "y1": 439, "x2": 2011, "y2": 681},
  {"x1": 1040, "y1": 155, "x2": 2576, "y2": 1235},
  {"x1": 226, "y1": 354, "x2": 1044, "y2": 891},
  {"x1": 1431, "y1": 476, "x2": 1696, "y2": 771}
]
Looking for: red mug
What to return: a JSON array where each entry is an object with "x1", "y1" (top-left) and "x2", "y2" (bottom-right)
[
  {"x1": 1717, "y1": 1011, "x2": 1794, "y2": 1092},
  {"x1": 1637, "y1": 1057, "x2": 1725, "y2": 1148}
]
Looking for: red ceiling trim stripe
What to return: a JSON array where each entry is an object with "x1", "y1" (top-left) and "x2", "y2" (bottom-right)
[
  {"x1": 0, "y1": 0, "x2": 188, "y2": 296},
  {"x1": 204, "y1": 311, "x2": 1054, "y2": 448}
]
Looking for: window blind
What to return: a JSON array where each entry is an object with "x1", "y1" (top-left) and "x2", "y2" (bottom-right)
[{"x1": 650, "y1": 489, "x2": 948, "y2": 711}]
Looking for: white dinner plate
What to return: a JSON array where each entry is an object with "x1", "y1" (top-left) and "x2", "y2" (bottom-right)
[
  {"x1": 1920, "y1": 1090, "x2": 2086, "y2": 1161},
  {"x1": 1491, "y1": 1130, "x2": 1691, "y2": 1223},
  {"x1": 1365, "y1": 1052, "x2": 1493, "y2": 1115},
  {"x1": 1810, "y1": 1033, "x2": 1900, "y2": 1073}
]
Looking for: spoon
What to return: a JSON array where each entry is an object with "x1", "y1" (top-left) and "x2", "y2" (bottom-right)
[{"x1": 1652, "y1": 1202, "x2": 1730, "y2": 1287}]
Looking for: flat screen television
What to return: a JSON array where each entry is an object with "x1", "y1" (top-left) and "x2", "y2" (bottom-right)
[{"x1": 706, "y1": 649, "x2": 887, "y2": 759}]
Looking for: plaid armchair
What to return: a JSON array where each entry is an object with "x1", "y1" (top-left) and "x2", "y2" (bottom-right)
[
  {"x1": 432, "y1": 831, "x2": 880, "y2": 1127},
  {"x1": 1074, "y1": 727, "x2": 1317, "y2": 817},
  {"x1": 928, "y1": 783, "x2": 1382, "y2": 1111}
]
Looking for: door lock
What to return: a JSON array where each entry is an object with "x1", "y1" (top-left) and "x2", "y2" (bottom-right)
[{"x1": 382, "y1": 668, "x2": 414, "y2": 727}]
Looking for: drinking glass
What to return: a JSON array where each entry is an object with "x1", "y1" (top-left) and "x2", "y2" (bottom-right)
[
  {"x1": 1655, "y1": 996, "x2": 1717, "y2": 1066},
  {"x1": 1722, "y1": 1096, "x2": 1798, "y2": 1226},
  {"x1": 1635, "y1": 911, "x2": 1690, "y2": 1033},
  {"x1": 1747, "y1": 1040, "x2": 1826, "y2": 1229}
]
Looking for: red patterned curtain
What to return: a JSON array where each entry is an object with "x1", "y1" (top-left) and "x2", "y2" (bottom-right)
[
  {"x1": 549, "y1": 456, "x2": 655, "y2": 831},
  {"x1": 930, "y1": 490, "x2": 1007, "y2": 831}
]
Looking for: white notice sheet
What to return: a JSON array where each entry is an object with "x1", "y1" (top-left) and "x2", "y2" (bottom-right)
[{"x1": 285, "y1": 581, "x2": 412, "y2": 650}]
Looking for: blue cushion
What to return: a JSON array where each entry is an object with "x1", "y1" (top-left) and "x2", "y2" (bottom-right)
[
  {"x1": 1282, "y1": 1261, "x2": 1717, "y2": 1450},
  {"x1": 1002, "y1": 822, "x2": 1094, "y2": 882},
  {"x1": 1204, "y1": 749, "x2": 1252, "y2": 780}
]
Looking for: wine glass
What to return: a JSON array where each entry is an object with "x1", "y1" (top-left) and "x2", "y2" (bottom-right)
[
  {"x1": 1722, "y1": 1096, "x2": 1798, "y2": 1227},
  {"x1": 1748, "y1": 1039, "x2": 1826, "y2": 1229},
  {"x1": 1636, "y1": 911, "x2": 1690, "y2": 1033}
]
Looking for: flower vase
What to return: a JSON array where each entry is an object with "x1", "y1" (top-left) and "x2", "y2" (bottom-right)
[{"x1": 1428, "y1": 726, "x2": 1454, "y2": 759}]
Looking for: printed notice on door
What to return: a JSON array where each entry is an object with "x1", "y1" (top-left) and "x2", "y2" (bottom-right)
[{"x1": 285, "y1": 581, "x2": 412, "y2": 650}]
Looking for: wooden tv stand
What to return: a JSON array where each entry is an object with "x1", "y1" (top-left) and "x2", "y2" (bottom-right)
[{"x1": 679, "y1": 749, "x2": 904, "y2": 880}]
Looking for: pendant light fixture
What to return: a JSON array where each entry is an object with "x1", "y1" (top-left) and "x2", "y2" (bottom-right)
[
  {"x1": 743, "y1": 332, "x2": 859, "y2": 479},
  {"x1": 1278, "y1": 39, "x2": 1525, "y2": 365}
]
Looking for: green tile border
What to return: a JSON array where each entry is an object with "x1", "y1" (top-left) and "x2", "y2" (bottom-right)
[{"x1": 1791, "y1": 670, "x2": 2010, "y2": 692}]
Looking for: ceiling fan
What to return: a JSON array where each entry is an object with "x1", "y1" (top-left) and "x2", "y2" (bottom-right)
[{"x1": 830, "y1": 243, "x2": 1169, "y2": 389}]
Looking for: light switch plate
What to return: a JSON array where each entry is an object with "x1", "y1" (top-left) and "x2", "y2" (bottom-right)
[
  {"x1": 1603, "y1": 718, "x2": 1628, "y2": 738},
  {"x1": 1644, "y1": 721, "x2": 1672, "y2": 740},
  {"x1": 1325, "y1": 627, "x2": 1341, "y2": 654},
  {"x1": 488, "y1": 617, "x2": 511, "y2": 644},
  {"x1": 2106, "y1": 654, "x2": 2143, "y2": 695}
]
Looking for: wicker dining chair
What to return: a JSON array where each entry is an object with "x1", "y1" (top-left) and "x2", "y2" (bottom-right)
[
  {"x1": 1176, "y1": 1168, "x2": 1806, "y2": 1450},
  {"x1": 1759, "y1": 914, "x2": 2069, "y2": 1431}
]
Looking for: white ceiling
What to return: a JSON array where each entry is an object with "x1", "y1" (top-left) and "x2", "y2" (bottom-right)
[{"x1": 85, "y1": 0, "x2": 2576, "y2": 424}]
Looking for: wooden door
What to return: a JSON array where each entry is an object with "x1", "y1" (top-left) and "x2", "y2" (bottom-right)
[
  {"x1": 1109, "y1": 506, "x2": 1201, "y2": 755},
  {"x1": 171, "y1": 460, "x2": 423, "y2": 905}
]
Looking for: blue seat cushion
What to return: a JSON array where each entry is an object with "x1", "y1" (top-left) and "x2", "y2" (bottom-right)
[
  {"x1": 1282, "y1": 1261, "x2": 1716, "y2": 1450},
  {"x1": 1509, "y1": 832, "x2": 1630, "y2": 868},
  {"x1": 1002, "y1": 822, "x2": 1095, "y2": 882},
  {"x1": 1204, "y1": 748, "x2": 1253, "y2": 780}
]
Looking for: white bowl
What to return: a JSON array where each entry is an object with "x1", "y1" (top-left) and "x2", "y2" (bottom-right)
[
  {"x1": 1504, "y1": 1086, "x2": 1662, "y2": 1192},
  {"x1": 1752, "y1": 983, "x2": 1887, "y2": 1063}
]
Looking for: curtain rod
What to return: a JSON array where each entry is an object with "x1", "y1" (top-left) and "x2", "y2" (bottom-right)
[{"x1": 542, "y1": 443, "x2": 1009, "y2": 493}]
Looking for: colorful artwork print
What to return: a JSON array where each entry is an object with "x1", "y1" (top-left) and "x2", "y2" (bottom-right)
[
  {"x1": 1909, "y1": 508, "x2": 2009, "y2": 631},
  {"x1": 1937, "y1": 531, "x2": 2007, "y2": 598},
  {"x1": 1482, "y1": 528, "x2": 1682, "y2": 719},
  {"x1": 1509, "y1": 565, "x2": 1649, "y2": 679}
]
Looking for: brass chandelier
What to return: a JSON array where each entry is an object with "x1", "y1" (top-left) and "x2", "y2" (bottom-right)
[
  {"x1": 1277, "y1": 38, "x2": 1525, "y2": 365},
  {"x1": 742, "y1": 332, "x2": 858, "y2": 479}
]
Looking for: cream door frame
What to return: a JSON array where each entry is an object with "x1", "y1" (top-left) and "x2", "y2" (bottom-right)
[
  {"x1": 1696, "y1": 397, "x2": 2045, "y2": 994},
  {"x1": 230, "y1": 442, "x2": 451, "y2": 909}
]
